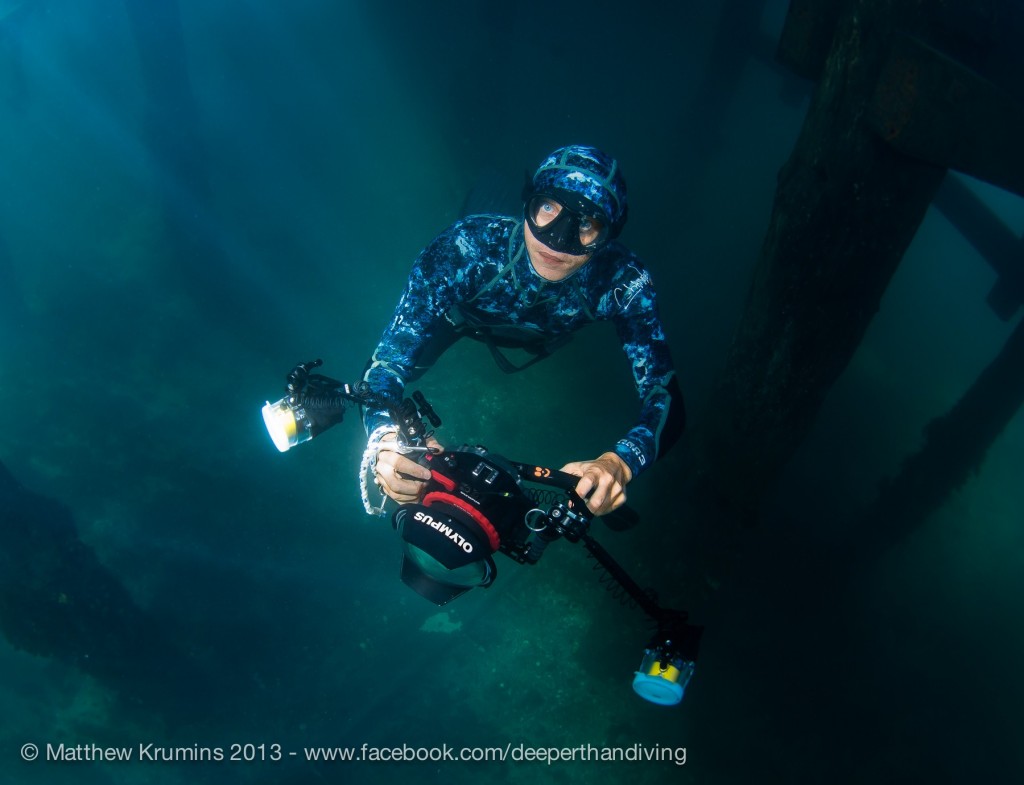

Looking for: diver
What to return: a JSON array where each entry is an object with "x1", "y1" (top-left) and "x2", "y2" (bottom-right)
[{"x1": 361, "y1": 145, "x2": 685, "y2": 517}]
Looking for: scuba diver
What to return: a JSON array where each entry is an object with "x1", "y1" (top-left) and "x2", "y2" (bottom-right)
[
  {"x1": 361, "y1": 145, "x2": 685, "y2": 516},
  {"x1": 262, "y1": 150, "x2": 701, "y2": 701}
]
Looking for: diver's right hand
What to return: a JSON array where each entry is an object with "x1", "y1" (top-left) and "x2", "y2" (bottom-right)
[{"x1": 372, "y1": 432, "x2": 442, "y2": 504}]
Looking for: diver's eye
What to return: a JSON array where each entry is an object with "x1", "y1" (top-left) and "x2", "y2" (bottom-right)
[
  {"x1": 529, "y1": 196, "x2": 565, "y2": 228},
  {"x1": 577, "y1": 214, "x2": 606, "y2": 246},
  {"x1": 539, "y1": 201, "x2": 561, "y2": 220}
]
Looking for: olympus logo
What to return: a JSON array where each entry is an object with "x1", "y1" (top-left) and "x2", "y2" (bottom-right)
[{"x1": 413, "y1": 510, "x2": 474, "y2": 553}]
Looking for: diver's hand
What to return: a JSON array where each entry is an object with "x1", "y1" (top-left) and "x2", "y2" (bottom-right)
[
  {"x1": 373, "y1": 432, "x2": 443, "y2": 504},
  {"x1": 560, "y1": 451, "x2": 632, "y2": 517}
]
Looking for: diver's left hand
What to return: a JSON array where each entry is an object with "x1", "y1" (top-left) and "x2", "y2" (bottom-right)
[{"x1": 560, "y1": 452, "x2": 633, "y2": 517}]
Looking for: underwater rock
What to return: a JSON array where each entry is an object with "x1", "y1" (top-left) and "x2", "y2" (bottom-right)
[
  {"x1": 419, "y1": 611, "x2": 462, "y2": 634},
  {"x1": 0, "y1": 460, "x2": 208, "y2": 718}
]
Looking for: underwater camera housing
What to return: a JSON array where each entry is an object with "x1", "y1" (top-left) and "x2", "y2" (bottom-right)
[
  {"x1": 261, "y1": 360, "x2": 703, "y2": 705},
  {"x1": 392, "y1": 446, "x2": 703, "y2": 704},
  {"x1": 391, "y1": 446, "x2": 586, "y2": 605}
]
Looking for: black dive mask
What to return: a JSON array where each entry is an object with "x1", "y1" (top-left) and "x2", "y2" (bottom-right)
[{"x1": 524, "y1": 190, "x2": 610, "y2": 256}]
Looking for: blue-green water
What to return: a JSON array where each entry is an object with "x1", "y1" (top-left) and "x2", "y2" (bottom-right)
[{"x1": 2, "y1": 2, "x2": 1022, "y2": 783}]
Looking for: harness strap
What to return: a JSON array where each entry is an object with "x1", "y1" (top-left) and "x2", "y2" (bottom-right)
[
  {"x1": 456, "y1": 221, "x2": 581, "y2": 373},
  {"x1": 448, "y1": 304, "x2": 573, "y2": 374},
  {"x1": 465, "y1": 226, "x2": 525, "y2": 304},
  {"x1": 480, "y1": 330, "x2": 570, "y2": 373}
]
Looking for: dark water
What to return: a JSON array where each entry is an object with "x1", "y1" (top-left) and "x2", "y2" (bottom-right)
[{"x1": 1, "y1": 2, "x2": 1022, "y2": 783}]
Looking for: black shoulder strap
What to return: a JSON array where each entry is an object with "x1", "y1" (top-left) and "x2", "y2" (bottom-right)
[
  {"x1": 481, "y1": 332, "x2": 568, "y2": 374},
  {"x1": 449, "y1": 304, "x2": 572, "y2": 374}
]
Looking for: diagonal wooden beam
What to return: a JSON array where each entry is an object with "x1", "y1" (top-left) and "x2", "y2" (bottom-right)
[
  {"x1": 870, "y1": 34, "x2": 1024, "y2": 198},
  {"x1": 933, "y1": 174, "x2": 1024, "y2": 320}
]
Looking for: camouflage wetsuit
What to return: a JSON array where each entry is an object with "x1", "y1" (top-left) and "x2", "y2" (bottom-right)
[{"x1": 361, "y1": 214, "x2": 684, "y2": 478}]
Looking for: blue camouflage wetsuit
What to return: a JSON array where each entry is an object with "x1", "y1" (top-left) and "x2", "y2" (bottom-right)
[{"x1": 361, "y1": 214, "x2": 685, "y2": 478}]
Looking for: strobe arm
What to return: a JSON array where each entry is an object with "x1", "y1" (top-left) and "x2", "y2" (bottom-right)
[
  {"x1": 263, "y1": 359, "x2": 433, "y2": 453},
  {"x1": 581, "y1": 532, "x2": 703, "y2": 661},
  {"x1": 580, "y1": 532, "x2": 664, "y2": 620}
]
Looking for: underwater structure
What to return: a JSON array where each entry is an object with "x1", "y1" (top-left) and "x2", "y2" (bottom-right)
[
  {"x1": 2, "y1": 0, "x2": 1021, "y2": 722},
  {"x1": 0, "y1": 461, "x2": 209, "y2": 719},
  {"x1": 686, "y1": 0, "x2": 1024, "y2": 594}
]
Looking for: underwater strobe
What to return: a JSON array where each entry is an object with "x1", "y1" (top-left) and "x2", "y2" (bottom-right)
[
  {"x1": 260, "y1": 360, "x2": 702, "y2": 705},
  {"x1": 261, "y1": 359, "x2": 350, "y2": 452},
  {"x1": 633, "y1": 620, "x2": 701, "y2": 705}
]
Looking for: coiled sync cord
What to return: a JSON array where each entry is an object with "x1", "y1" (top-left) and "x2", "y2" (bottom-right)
[{"x1": 360, "y1": 426, "x2": 397, "y2": 516}]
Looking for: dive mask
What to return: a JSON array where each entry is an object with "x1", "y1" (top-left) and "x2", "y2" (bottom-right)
[{"x1": 524, "y1": 189, "x2": 610, "y2": 256}]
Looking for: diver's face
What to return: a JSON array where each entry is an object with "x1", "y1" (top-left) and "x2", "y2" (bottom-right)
[{"x1": 524, "y1": 220, "x2": 592, "y2": 282}]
